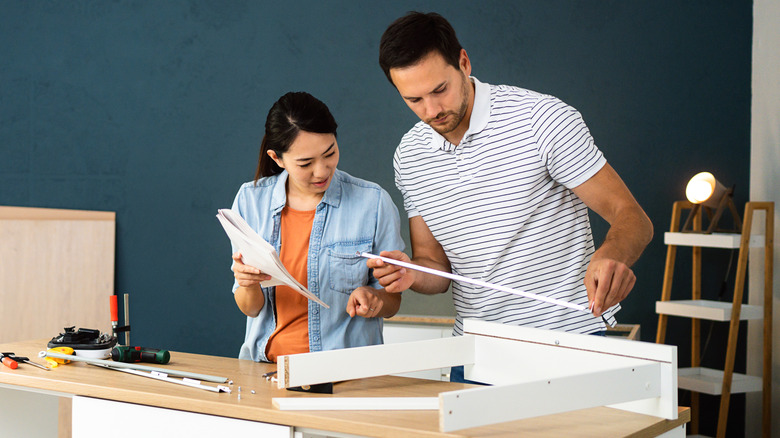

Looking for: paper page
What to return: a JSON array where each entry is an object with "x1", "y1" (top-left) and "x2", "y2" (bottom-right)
[{"x1": 217, "y1": 209, "x2": 329, "y2": 308}]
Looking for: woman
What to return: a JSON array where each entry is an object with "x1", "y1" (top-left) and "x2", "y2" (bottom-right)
[{"x1": 230, "y1": 91, "x2": 404, "y2": 363}]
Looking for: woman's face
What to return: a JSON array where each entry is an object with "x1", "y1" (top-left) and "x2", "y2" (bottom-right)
[{"x1": 268, "y1": 131, "x2": 339, "y2": 199}]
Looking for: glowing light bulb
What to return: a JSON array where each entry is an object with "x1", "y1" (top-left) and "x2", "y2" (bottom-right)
[{"x1": 686, "y1": 173, "x2": 715, "y2": 203}]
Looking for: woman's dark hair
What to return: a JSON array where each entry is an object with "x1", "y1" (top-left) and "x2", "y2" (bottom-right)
[
  {"x1": 255, "y1": 92, "x2": 338, "y2": 181},
  {"x1": 378, "y1": 11, "x2": 463, "y2": 85}
]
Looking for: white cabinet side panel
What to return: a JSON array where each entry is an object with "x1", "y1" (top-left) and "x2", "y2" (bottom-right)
[
  {"x1": 468, "y1": 335, "x2": 655, "y2": 384},
  {"x1": 383, "y1": 323, "x2": 452, "y2": 380},
  {"x1": 279, "y1": 335, "x2": 474, "y2": 388},
  {"x1": 0, "y1": 387, "x2": 59, "y2": 438},
  {"x1": 440, "y1": 362, "x2": 663, "y2": 432},
  {"x1": 72, "y1": 396, "x2": 291, "y2": 438}
]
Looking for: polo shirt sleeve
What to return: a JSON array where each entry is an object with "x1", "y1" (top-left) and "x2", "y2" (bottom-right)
[
  {"x1": 531, "y1": 97, "x2": 606, "y2": 189},
  {"x1": 393, "y1": 145, "x2": 420, "y2": 218},
  {"x1": 369, "y1": 188, "x2": 406, "y2": 289}
]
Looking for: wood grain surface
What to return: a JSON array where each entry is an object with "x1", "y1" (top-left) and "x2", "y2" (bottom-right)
[{"x1": 0, "y1": 339, "x2": 689, "y2": 438}]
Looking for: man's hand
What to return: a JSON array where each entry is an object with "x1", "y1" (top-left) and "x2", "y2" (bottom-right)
[
  {"x1": 366, "y1": 250, "x2": 416, "y2": 293},
  {"x1": 571, "y1": 163, "x2": 652, "y2": 317},
  {"x1": 584, "y1": 256, "x2": 636, "y2": 316}
]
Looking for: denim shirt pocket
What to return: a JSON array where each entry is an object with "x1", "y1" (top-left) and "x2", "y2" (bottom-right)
[{"x1": 327, "y1": 242, "x2": 372, "y2": 295}]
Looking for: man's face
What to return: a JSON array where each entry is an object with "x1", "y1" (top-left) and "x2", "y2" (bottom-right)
[{"x1": 389, "y1": 50, "x2": 473, "y2": 141}]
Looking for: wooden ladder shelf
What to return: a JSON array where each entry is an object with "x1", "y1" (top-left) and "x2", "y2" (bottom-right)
[{"x1": 655, "y1": 200, "x2": 774, "y2": 437}]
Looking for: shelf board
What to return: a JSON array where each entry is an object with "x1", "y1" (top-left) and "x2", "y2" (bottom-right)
[
  {"x1": 664, "y1": 232, "x2": 765, "y2": 249},
  {"x1": 655, "y1": 299, "x2": 764, "y2": 321},
  {"x1": 678, "y1": 367, "x2": 762, "y2": 395}
]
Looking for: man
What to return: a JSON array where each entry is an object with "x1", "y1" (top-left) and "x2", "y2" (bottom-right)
[{"x1": 370, "y1": 12, "x2": 652, "y2": 358}]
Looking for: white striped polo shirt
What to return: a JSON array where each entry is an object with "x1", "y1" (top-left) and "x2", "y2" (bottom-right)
[{"x1": 393, "y1": 77, "x2": 618, "y2": 336}]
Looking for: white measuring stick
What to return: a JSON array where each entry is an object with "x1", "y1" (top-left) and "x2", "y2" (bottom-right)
[
  {"x1": 89, "y1": 363, "x2": 226, "y2": 393},
  {"x1": 40, "y1": 350, "x2": 228, "y2": 383},
  {"x1": 359, "y1": 252, "x2": 588, "y2": 313}
]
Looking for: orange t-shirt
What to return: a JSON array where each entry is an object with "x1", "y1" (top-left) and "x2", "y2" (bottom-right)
[{"x1": 265, "y1": 206, "x2": 315, "y2": 362}]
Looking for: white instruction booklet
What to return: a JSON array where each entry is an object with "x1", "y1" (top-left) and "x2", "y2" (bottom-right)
[{"x1": 216, "y1": 209, "x2": 329, "y2": 308}]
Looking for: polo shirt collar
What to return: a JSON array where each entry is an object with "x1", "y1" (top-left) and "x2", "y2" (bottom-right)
[
  {"x1": 270, "y1": 169, "x2": 342, "y2": 213},
  {"x1": 430, "y1": 76, "x2": 490, "y2": 151}
]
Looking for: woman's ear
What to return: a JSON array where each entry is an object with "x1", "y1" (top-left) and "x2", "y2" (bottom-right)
[{"x1": 267, "y1": 150, "x2": 284, "y2": 169}]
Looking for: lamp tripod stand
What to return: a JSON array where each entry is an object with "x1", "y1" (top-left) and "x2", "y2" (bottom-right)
[{"x1": 681, "y1": 186, "x2": 742, "y2": 234}]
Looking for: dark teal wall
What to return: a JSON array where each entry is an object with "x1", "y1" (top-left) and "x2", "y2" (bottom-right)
[{"x1": 1, "y1": 3, "x2": 752, "y2": 428}]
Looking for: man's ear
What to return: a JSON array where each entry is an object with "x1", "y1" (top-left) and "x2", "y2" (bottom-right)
[
  {"x1": 459, "y1": 48, "x2": 472, "y2": 77},
  {"x1": 267, "y1": 150, "x2": 284, "y2": 169}
]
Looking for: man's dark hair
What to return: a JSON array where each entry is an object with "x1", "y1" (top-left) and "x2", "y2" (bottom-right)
[
  {"x1": 255, "y1": 91, "x2": 338, "y2": 181},
  {"x1": 378, "y1": 11, "x2": 463, "y2": 85}
]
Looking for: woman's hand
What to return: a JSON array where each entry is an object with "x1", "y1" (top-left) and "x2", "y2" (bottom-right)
[
  {"x1": 232, "y1": 252, "x2": 272, "y2": 287},
  {"x1": 347, "y1": 286, "x2": 382, "y2": 318},
  {"x1": 232, "y1": 252, "x2": 270, "y2": 317},
  {"x1": 346, "y1": 286, "x2": 401, "y2": 319}
]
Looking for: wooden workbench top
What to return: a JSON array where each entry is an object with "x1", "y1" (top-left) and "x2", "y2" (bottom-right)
[{"x1": 0, "y1": 339, "x2": 688, "y2": 437}]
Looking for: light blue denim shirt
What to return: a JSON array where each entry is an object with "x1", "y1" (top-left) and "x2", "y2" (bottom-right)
[{"x1": 231, "y1": 169, "x2": 404, "y2": 362}]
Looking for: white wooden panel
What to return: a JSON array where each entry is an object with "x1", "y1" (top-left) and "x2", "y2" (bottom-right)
[
  {"x1": 383, "y1": 323, "x2": 449, "y2": 344},
  {"x1": 278, "y1": 336, "x2": 474, "y2": 389},
  {"x1": 463, "y1": 319, "x2": 676, "y2": 363},
  {"x1": 678, "y1": 367, "x2": 762, "y2": 395},
  {"x1": 466, "y1": 335, "x2": 652, "y2": 384},
  {"x1": 273, "y1": 397, "x2": 438, "y2": 411},
  {"x1": 655, "y1": 426, "x2": 687, "y2": 438},
  {"x1": 383, "y1": 322, "x2": 451, "y2": 380},
  {"x1": 0, "y1": 386, "x2": 59, "y2": 438},
  {"x1": 72, "y1": 396, "x2": 290, "y2": 437},
  {"x1": 279, "y1": 319, "x2": 679, "y2": 427},
  {"x1": 440, "y1": 362, "x2": 662, "y2": 432},
  {"x1": 463, "y1": 319, "x2": 678, "y2": 419},
  {"x1": 664, "y1": 231, "x2": 764, "y2": 248},
  {"x1": 655, "y1": 299, "x2": 764, "y2": 321}
]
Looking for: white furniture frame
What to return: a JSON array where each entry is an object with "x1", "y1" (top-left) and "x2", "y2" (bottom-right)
[{"x1": 276, "y1": 319, "x2": 679, "y2": 433}]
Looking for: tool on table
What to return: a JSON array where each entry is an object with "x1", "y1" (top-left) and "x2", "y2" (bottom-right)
[
  {"x1": 1, "y1": 352, "x2": 18, "y2": 369},
  {"x1": 88, "y1": 362, "x2": 231, "y2": 393},
  {"x1": 43, "y1": 347, "x2": 74, "y2": 368},
  {"x1": 111, "y1": 346, "x2": 170, "y2": 364},
  {"x1": 40, "y1": 349, "x2": 228, "y2": 383},
  {"x1": 110, "y1": 294, "x2": 119, "y2": 334},
  {"x1": 110, "y1": 294, "x2": 132, "y2": 345},
  {"x1": 48, "y1": 326, "x2": 117, "y2": 359},
  {"x1": 39, "y1": 349, "x2": 230, "y2": 393},
  {"x1": 1, "y1": 352, "x2": 50, "y2": 371}
]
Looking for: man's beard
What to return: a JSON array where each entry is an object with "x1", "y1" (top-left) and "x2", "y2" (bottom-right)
[{"x1": 426, "y1": 76, "x2": 470, "y2": 136}]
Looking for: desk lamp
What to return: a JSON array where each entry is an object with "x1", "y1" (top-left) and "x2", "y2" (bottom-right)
[{"x1": 681, "y1": 172, "x2": 742, "y2": 233}]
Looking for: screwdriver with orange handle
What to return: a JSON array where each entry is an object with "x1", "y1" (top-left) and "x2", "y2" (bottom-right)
[
  {"x1": 1, "y1": 352, "x2": 50, "y2": 370},
  {"x1": 1, "y1": 352, "x2": 18, "y2": 369}
]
